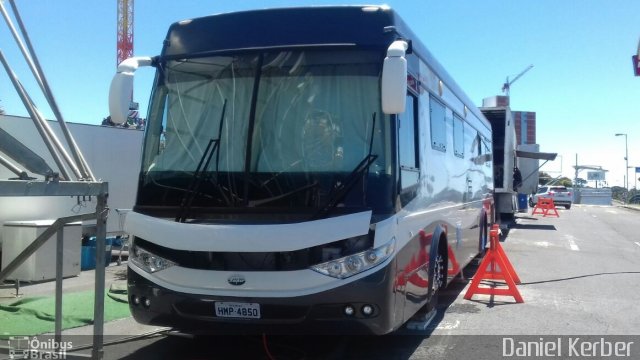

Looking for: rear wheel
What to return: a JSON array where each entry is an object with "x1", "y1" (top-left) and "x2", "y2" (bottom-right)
[{"x1": 565, "y1": 204, "x2": 571, "y2": 210}]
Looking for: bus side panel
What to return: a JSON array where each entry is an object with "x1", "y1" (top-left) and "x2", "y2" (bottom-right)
[{"x1": 390, "y1": 54, "x2": 494, "y2": 323}]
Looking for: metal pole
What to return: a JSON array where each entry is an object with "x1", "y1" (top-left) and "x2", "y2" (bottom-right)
[
  {"x1": 0, "y1": 40, "x2": 82, "y2": 180},
  {"x1": 55, "y1": 229, "x2": 64, "y2": 344},
  {"x1": 0, "y1": 0, "x2": 42, "y2": 86},
  {"x1": 92, "y1": 191, "x2": 108, "y2": 360},
  {"x1": 0, "y1": 126, "x2": 53, "y2": 176},
  {"x1": 574, "y1": 154, "x2": 578, "y2": 189},
  {"x1": 615, "y1": 133, "x2": 628, "y2": 202},
  {"x1": 0, "y1": 153, "x2": 27, "y2": 178},
  {"x1": 0, "y1": 50, "x2": 72, "y2": 180},
  {"x1": 5, "y1": 0, "x2": 96, "y2": 181},
  {"x1": 625, "y1": 134, "x2": 629, "y2": 190}
]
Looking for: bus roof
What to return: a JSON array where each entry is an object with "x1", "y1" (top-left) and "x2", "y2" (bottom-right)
[
  {"x1": 162, "y1": 5, "x2": 488, "y2": 126},
  {"x1": 163, "y1": 6, "x2": 398, "y2": 57}
]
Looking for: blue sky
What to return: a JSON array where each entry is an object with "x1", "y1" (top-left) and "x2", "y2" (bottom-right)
[{"x1": 1, "y1": 0, "x2": 639, "y2": 187}]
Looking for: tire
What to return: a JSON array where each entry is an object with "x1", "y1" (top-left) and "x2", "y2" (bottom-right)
[
  {"x1": 565, "y1": 204, "x2": 571, "y2": 210},
  {"x1": 529, "y1": 198, "x2": 534, "y2": 207},
  {"x1": 404, "y1": 236, "x2": 446, "y2": 328}
]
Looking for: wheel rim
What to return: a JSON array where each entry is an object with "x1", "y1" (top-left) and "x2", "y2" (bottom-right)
[{"x1": 432, "y1": 253, "x2": 445, "y2": 293}]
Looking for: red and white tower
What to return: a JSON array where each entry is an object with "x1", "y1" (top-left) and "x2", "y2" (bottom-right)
[
  {"x1": 117, "y1": 0, "x2": 134, "y2": 105},
  {"x1": 117, "y1": 0, "x2": 134, "y2": 67}
]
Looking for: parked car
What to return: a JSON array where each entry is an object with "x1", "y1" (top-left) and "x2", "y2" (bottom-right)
[{"x1": 529, "y1": 186, "x2": 573, "y2": 209}]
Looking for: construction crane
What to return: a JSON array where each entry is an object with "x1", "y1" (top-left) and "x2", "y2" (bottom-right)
[
  {"x1": 117, "y1": 0, "x2": 134, "y2": 67},
  {"x1": 116, "y1": 0, "x2": 138, "y2": 124},
  {"x1": 502, "y1": 64, "x2": 533, "y2": 96}
]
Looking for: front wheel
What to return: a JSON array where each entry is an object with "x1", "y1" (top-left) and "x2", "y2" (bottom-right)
[
  {"x1": 565, "y1": 205, "x2": 571, "y2": 210},
  {"x1": 426, "y1": 241, "x2": 447, "y2": 313},
  {"x1": 404, "y1": 237, "x2": 447, "y2": 331}
]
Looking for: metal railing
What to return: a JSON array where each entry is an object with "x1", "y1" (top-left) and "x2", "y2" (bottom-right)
[{"x1": 0, "y1": 180, "x2": 109, "y2": 359}]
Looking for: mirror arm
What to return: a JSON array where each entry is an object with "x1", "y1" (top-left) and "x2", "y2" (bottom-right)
[
  {"x1": 386, "y1": 40, "x2": 408, "y2": 58},
  {"x1": 116, "y1": 56, "x2": 153, "y2": 74}
]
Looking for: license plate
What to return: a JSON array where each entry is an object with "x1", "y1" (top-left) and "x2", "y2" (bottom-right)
[{"x1": 214, "y1": 302, "x2": 261, "y2": 319}]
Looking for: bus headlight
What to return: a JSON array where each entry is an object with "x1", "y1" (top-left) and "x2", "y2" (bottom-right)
[
  {"x1": 130, "y1": 244, "x2": 176, "y2": 273},
  {"x1": 311, "y1": 237, "x2": 395, "y2": 279}
]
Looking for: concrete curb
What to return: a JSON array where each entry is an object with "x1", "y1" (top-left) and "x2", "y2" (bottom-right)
[{"x1": 613, "y1": 200, "x2": 640, "y2": 212}]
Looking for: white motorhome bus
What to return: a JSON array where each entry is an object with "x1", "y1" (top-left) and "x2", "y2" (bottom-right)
[{"x1": 109, "y1": 6, "x2": 494, "y2": 335}]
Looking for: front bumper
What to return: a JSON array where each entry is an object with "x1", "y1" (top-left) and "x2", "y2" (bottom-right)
[
  {"x1": 127, "y1": 261, "x2": 399, "y2": 335},
  {"x1": 553, "y1": 201, "x2": 571, "y2": 206},
  {"x1": 544, "y1": 200, "x2": 571, "y2": 206}
]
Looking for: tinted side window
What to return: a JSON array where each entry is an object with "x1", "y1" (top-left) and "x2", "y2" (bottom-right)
[
  {"x1": 399, "y1": 94, "x2": 419, "y2": 190},
  {"x1": 430, "y1": 97, "x2": 446, "y2": 152},
  {"x1": 453, "y1": 114, "x2": 464, "y2": 158}
]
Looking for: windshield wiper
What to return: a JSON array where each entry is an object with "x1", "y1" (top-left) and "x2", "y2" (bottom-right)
[
  {"x1": 175, "y1": 99, "x2": 227, "y2": 222},
  {"x1": 311, "y1": 112, "x2": 378, "y2": 220},
  {"x1": 311, "y1": 154, "x2": 378, "y2": 220}
]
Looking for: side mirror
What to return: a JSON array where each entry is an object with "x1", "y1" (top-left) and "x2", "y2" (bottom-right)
[
  {"x1": 381, "y1": 40, "x2": 408, "y2": 114},
  {"x1": 108, "y1": 57, "x2": 153, "y2": 124}
]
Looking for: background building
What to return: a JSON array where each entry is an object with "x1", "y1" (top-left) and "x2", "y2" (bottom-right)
[{"x1": 513, "y1": 111, "x2": 536, "y2": 145}]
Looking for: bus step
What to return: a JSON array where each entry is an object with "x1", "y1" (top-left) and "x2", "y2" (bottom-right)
[{"x1": 405, "y1": 308, "x2": 438, "y2": 331}]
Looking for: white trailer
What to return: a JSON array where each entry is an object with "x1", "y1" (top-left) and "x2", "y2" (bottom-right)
[
  {"x1": 480, "y1": 98, "x2": 557, "y2": 221},
  {"x1": 480, "y1": 97, "x2": 518, "y2": 222}
]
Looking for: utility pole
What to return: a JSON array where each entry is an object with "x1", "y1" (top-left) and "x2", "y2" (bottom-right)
[
  {"x1": 615, "y1": 133, "x2": 629, "y2": 189},
  {"x1": 615, "y1": 133, "x2": 629, "y2": 202}
]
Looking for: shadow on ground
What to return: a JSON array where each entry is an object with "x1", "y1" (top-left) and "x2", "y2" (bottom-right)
[{"x1": 107, "y1": 264, "x2": 482, "y2": 360}]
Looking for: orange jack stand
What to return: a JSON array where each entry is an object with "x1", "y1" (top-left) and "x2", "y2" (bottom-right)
[
  {"x1": 464, "y1": 224, "x2": 524, "y2": 303},
  {"x1": 531, "y1": 197, "x2": 559, "y2": 217}
]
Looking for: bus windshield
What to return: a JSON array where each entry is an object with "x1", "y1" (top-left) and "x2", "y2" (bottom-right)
[{"x1": 138, "y1": 49, "x2": 392, "y2": 218}]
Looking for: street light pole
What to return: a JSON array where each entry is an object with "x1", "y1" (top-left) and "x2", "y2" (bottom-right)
[{"x1": 615, "y1": 133, "x2": 629, "y2": 202}]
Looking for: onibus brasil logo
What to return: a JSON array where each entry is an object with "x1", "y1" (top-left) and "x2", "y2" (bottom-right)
[{"x1": 7, "y1": 336, "x2": 73, "y2": 359}]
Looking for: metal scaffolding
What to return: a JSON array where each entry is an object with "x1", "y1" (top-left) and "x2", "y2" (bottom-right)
[
  {"x1": 0, "y1": 1, "x2": 110, "y2": 358},
  {"x1": 0, "y1": 181, "x2": 109, "y2": 359}
]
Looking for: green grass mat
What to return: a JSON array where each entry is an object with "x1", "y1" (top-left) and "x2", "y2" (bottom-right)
[{"x1": 0, "y1": 285, "x2": 130, "y2": 338}]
